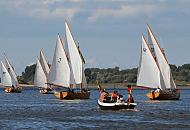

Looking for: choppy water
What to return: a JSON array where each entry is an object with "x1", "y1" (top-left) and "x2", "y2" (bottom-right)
[{"x1": 0, "y1": 87, "x2": 189, "y2": 130}]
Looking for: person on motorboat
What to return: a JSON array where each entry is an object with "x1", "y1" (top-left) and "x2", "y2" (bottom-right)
[
  {"x1": 127, "y1": 85, "x2": 135, "y2": 103},
  {"x1": 127, "y1": 94, "x2": 134, "y2": 103},
  {"x1": 127, "y1": 85, "x2": 132, "y2": 94},
  {"x1": 97, "y1": 81, "x2": 111, "y2": 103},
  {"x1": 116, "y1": 94, "x2": 125, "y2": 103},
  {"x1": 110, "y1": 91, "x2": 118, "y2": 102}
]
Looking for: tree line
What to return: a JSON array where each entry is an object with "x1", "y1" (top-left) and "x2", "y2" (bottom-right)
[{"x1": 17, "y1": 64, "x2": 190, "y2": 86}]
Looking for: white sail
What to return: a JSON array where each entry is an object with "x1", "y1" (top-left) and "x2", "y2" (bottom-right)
[
  {"x1": 69, "y1": 62, "x2": 76, "y2": 86},
  {"x1": 48, "y1": 34, "x2": 70, "y2": 87},
  {"x1": 65, "y1": 22, "x2": 83, "y2": 84},
  {"x1": 170, "y1": 74, "x2": 176, "y2": 89},
  {"x1": 82, "y1": 65, "x2": 87, "y2": 88},
  {"x1": 61, "y1": 37, "x2": 76, "y2": 86},
  {"x1": 1, "y1": 61, "x2": 12, "y2": 87},
  {"x1": 137, "y1": 36, "x2": 161, "y2": 89},
  {"x1": 34, "y1": 58, "x2": 48, "y2": 88},
  {"x1": 147, "y1": 25, "x2": 176, "y2": 89},
  {"x1": 39, "y1": 49, "x2": 50, "y2": 78},
  {"x1": 4, "y1": 56, "x2": 19, "y2": 87}
]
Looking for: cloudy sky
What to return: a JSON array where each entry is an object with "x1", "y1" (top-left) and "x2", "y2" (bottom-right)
[{"x1": 0, "y1": 0, "x2": 190, "y2": 75}]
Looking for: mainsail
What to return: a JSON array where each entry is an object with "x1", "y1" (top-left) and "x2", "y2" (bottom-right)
[
  {"x1": 65, "y1": 22, "x2": 83, "y2": 85},
  {"x1": 82, "y1": 65, "x2": 87, "y2": 88},
  {"x1": 4, "y1": 56, "x2": 19, "y2": 88},
  {"x1": 34, "y1": 58, "x2": 48, "y2": 88},
  {"x1": 39, "y1": 49, "x2": 50, "y2": 78},
  {"x1": 48, "y1": 34, "x2": 70, "y2": 87},
  {"x1": 147, "y1": 25, "x2": 176, "y2": 89},
  {"x1": 61, "y1": 35, "x2": 76, "y2": 87},
  {"x1": 1, "y1": 61, "x2": 12, "y2": 87},
  {"x1": 69, "y1": 61, "x2": 76, "y2": 87},
  {"x1": 137, "y1": 36, "x2": 161, "y2": 89}
]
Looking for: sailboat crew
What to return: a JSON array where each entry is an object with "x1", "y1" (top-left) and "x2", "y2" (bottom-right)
[{"x1": 155, "y1": 86, "x2": 161, "y2": 92}]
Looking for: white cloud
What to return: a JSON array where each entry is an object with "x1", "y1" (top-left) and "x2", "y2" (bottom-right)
[
  {"x1": 0, "y1": 0, "x2": 82, "y2": 20},
  {"x1": 27, "y1": 6, "x2": 79, "y2": 20},
  {"x1": 0, "y1": 0, "x2": 189, "y2": 22},
  {"x1": 88, "y1": 4, "x2": 162, "y2": 22}
]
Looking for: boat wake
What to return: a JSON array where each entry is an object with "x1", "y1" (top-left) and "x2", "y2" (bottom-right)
[
  {"x1": 143, "y1": 100, "x2": 171, "y2": 103},
  {"x1": 121, "y1": 108, "x2": 139, "y2": 112},
  {"x1": 60, "y1": 100, "x2": 83, "y2": 104}
]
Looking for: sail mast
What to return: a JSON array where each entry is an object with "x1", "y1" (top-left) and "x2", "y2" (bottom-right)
[{"x1": 147, "y1": 24, "x2": 169, "y2": 64}]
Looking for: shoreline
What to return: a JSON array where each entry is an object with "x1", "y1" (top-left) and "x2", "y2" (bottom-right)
[
  {"x1": 1, "y1": 83, "x2": 190, "y2": 90},
  {"x1": 87, "y1": 83, "x2": 190, "y2": 90}
]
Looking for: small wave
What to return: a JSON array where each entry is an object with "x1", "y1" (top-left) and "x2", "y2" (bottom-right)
[{"x1": 59, "y1": 100, "x2": 84, "y2": 104}]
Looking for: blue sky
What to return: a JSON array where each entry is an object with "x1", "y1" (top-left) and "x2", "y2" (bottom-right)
[{"x1": 0, "y1": 0, "x2": 190, "y2": 75}]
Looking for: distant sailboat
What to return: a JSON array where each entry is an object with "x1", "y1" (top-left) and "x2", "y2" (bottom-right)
[
  {"x1": 1, "y1": 56, "x2": 21, "y2": 93},
  {"x1": 34, "y1": 57, "x2": 53, "y2": 94},
  {"x1": 137, "y1": 25, "x2": 180, "y2": 100},
  {"x1": 1, "y1": 61, "x2": 12, "y2": 87}
]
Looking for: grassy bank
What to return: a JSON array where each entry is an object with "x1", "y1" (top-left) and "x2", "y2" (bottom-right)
[
  {"x1": 87, "y1": 82, "x2": 190, "y2": 89},
  {"x1": 1, "y1": 83, "x2": 190, "y2": 89}
]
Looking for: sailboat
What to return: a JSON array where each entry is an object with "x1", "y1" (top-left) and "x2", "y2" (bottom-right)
[
  {"x1": 39, "y1": 49, "x2": 53, "y2": 93},
  {"x1": 56, "y1": 21, "x2": 90, "y2": 100},
  {"x1": 1, "y1": 58, "x2": 21, "y2": 93},
  {"x1": 137, "y1": 25, "x2": 180, "y2": 100},
  {"x1": 48, "y1": 34, "x2": 72, "y2": 99},
  {"x1": 34, "y1": 57, "x2": 53, "y2": 94},
  {"x1": 1, "y1": 61, "x2": 12, "y2": 90},
  {"x1": 50, "y1": 22, "x2": 90, "y2": 100}
]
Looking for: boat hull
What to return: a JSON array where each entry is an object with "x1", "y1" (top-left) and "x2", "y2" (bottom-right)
[
  {"x1": 146, "y1": 89, "x2": 180, "y2": 100},
  {"x1": 98, "y1": 100, "x2": 136, "y2": 110},
  {"x1": 4, "y1": 87, "x2": 22, "y2": 93},
  {"x1": 54, "y1": 91, "x2": 90, "y2": 100}
]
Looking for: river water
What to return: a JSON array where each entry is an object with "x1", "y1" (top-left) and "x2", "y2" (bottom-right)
[{"x1": 0, "y1": 88, "x2": 189, "y2": 130}]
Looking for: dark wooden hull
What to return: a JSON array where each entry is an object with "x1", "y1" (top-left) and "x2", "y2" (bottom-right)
[
  {"x1": 4, "y1": 87, "x2": 22, "y2": 93},
  {"x1": 147, "y1": 89, "x2": 180, "y2": 100},
  {"x1": 98, "y1": 100, "x2": 136, "y2": 110},
  {"x1": 54, "y1": 91, "x2": 90, "y2": 100}
]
